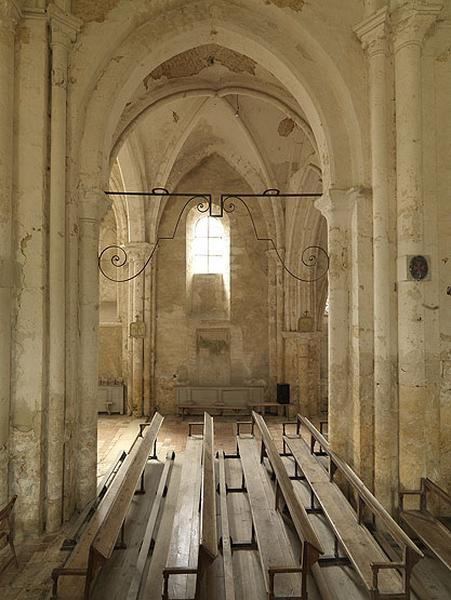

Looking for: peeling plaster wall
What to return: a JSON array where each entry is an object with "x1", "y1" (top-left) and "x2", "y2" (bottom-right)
[
  {"x1": 425, "y1": 23, "x2": 451, "y2": 494},
  {"x1": 154, "y1": 154, "x2": 269, "y2": 413},
  {"x1": 147, "y1": 44, "x2": 257, "y2": 82}
]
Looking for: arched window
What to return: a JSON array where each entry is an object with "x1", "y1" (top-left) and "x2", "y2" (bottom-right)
[{"x1": 193, "y1": 216, "x2": 225, "y2": 274}]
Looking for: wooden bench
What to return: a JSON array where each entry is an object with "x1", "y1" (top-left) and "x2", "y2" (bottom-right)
[
  {"x1": 283, "y1": 414, "x2": 424, "y2": 599},
  {"x1": 250, "y1": 402, "x2": 291, "y2": 418},
  {"x1": 399, "y1": 478, "x2": 451, "y2": 570},
  {"x1": 178, "y1": 403, "x2": 248, "y2": 419},
  {"x1": 162, "y1": 412, "x2": 217, "y2": 600},
  {"x1": 0, "y1": 495, "x2": 19, "y2": 572},
  {"x1": 52, "y1": 413, "x2": 163, "y2": 599},
  {"x1": 232, "y1": 412, "x2": 323, "y2": 600}
]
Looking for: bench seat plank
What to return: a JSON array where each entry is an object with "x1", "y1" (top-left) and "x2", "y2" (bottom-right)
[
  {"x1": 165, "y1": 437, "x2": 203, "y2": 600},
  {"x1": 285, "y1": 436, "x2": 402, "y2": 594},
  {"x1": 200, "y1": 413, "x2": 217, "y2": 558},
  {"x1": 238, "y1": 437, "x2": 302, "y2": 598},
  {"x1": 400, "y1": 510, "x2": 451, "y2": 570}
]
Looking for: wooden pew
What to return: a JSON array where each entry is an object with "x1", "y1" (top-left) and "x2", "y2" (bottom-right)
[
  {"x1": 284, "y1": 414, "x2": 424, "y2": 599},
  {"x1": 399, "y1": 478, "x2": 451, "y2": 570},
  {"x1": 162, "y1": 412, "x2": 217, "y2": 600},
  {"x1": 233, "y1": 413, "x2": 323, "y2": 600},
  {"x1": 250, "y1": 412, "x2": 323, "y2": 599},
  {"x1": 52, "y1": 412, "x2": 163, "y2": 599},
  {"x1": 0, "y1": 495, "x2": 19, "y2": 572}
]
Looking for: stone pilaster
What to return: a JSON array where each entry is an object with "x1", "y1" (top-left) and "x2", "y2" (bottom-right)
[
  {"x1": 393, "y1": 3, "x2": 442, "y2": 491},
  {"x1": 356, "y1": 7, "x2": 397, "y2": 506},
  {"x1": 315, "y1": 190, "x2": 353, "y2": 461},
  {"x1": 46, "y1": 2, "x2": 80, "y2": 533},
  {"x1": 77, "y1": 193, "x2": 101, "y2": 510},
  {"x1": 10, "y1": 6, "x2": 49, "y2": 535},
  {"x1": 0, "y1": 0, "x2": 21, "y2": 508}
]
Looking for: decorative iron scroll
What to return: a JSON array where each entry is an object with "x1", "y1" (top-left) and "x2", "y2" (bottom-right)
[{"x1": 98, "y1": 188, "x2": 329, "y2": 283}]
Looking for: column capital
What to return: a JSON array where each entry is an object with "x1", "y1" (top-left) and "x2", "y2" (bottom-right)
[
  {"x1": 0, "y1": 0, "x2": 22, "y2": 32},
  {"x1": 354, "y1": 7, "x2": 389, "y2": 57},
  {"x1": 79, "y1": 189, "x2": 104, "y2": 223},
  {"x1": 315, "y1": 188, "x2": 354, "y2": 226},
  {"x1": 392, "y1": 3, "x2": 442, "y2": 53},
  {"x1": 48, "y1": 3, "x2": 81, "y2": 49}
]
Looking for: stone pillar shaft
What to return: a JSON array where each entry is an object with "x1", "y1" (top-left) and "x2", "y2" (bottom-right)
[
  {"x1": 0, "y1": 0, "x2": 19, "y2": 507},
  {"x1": 11, "y1": 11, "x2": 49, "y2": 534},
  {"x1": 46, "y1": 8, "x2": 79, "y2": 532},
  {"x1": 393, "y1": 5, "x2": 441, "y2": 489},
  {"x1": 126, "y1": 243, "x2": 151, "y2": 416},
  {"x1": 315, "y1": 190, "x2": 352, "y2": 460},
  {"x1": 356, "y1": 8, "x2": 397, "y2": 508},
  {"x1": 77, "y1": 196, "x2": 100, "y2": 509}
]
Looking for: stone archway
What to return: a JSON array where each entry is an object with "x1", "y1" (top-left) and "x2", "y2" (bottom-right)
[{"x1": 69, "y1": 0, "x2": 368, "y2": 510}]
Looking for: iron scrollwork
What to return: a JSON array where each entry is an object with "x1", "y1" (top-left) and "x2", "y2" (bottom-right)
[{"x1": 98, "y1": 188, "x2": 329, "y2": 283}]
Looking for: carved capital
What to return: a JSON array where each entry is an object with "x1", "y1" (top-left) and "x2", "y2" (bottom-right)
[
  {"x1": 392, "y1": 3, "x2": 442, "y2": 53},
  {"x1": 80, "y1": 189, "x2": 104, "y2": 224},
  {"x1": 315, "y1": 188, "x2": 354, "y2": 227},
  {"x1": 354, "y1": 7, "x2": 389, "y2": 57},
  {"x1": 0, "y1": 0, "x2": 21, "y2": 33},
  {"x1": 48, "y1": 3, "x2": 81, "y2": 49}
]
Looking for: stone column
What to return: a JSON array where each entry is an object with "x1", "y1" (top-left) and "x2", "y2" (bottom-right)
[
  {"x1": 46, "y1": 4, "x2": 80, "y2": 533},
  {"x1": 10, "y1": 7, "x2": 49, "y2": 535},
  {"x1": 126, "y1": 242, "x2": 151, "y2": 416},
  {"x1": 143, "y1": 246, "x2": 156, "y2": 416},
  {"x1": 267, "y1": 249, "x2": 278, "y2": 393},
  {"x1": 315, "y1": 190, "x2": 353, "y2": 461},
  {"x1": 393, "y1": 4, "x2": 442, "y2": 491},
  {"x1": 355, "y1": 8, "x2": 397, "y2": 508},
  {"x1": 77, "y1": 193, "x2": 100, "y2": 509},
  {"x1": 0, "y1": 0, "x2": 20, "y2": 507}
]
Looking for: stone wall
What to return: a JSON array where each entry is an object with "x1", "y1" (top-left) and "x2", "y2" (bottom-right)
[{"x1": 154, "y1": 154, "x2": 269, "y2": 413}]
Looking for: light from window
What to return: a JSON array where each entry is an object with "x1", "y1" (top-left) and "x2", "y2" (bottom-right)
[{"x1": 193, "y1": 216, "x2": 225, "y2": 274}]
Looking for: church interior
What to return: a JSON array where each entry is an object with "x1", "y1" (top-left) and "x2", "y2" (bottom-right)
[{"x1": 0, "y1": 0, "x2": 450, "y2": 598}]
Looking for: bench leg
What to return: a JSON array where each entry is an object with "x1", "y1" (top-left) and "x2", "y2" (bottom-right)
[{"x1": 162, "y1": 573, "x2": 169, "y2": 600}]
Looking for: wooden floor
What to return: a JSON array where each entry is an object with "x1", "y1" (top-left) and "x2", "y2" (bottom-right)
[{"x1": 0, "y1": 415, "x2": 450, "y2": 600}]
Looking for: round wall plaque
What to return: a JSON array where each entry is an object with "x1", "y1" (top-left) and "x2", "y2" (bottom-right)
[{"x1": 409, "y1": 255, "x2": 429, "y2": 281}]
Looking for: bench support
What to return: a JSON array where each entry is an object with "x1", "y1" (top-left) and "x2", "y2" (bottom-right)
[
  {"x1": 268, "y1": 566, "x2": 304, "y2": 600},
  {"x1": 162, "y1": 567, "x2": 198, "y2": 600}
]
